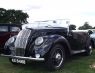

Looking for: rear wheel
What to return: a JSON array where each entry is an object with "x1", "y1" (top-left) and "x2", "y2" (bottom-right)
[
  {"x1": 91, "y1": 41, "x2": 95, "y2": 48},
  {"x1": 85, "y1": 44, "x2": 92, "y2": 56},
  {"x1": 46, "y1": 44, "x2": 65, "y2": 70}
]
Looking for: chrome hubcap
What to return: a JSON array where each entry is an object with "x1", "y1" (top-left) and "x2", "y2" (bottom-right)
[
  {"x1": 89, "y1": 45, "x2": 92, "y2": 54},
  {"x1": 53, "y1": 48, "x2": 63, "y2": 68},
  {"x1": 56, "y1": 53, "x2": 62, "y2": 60}
]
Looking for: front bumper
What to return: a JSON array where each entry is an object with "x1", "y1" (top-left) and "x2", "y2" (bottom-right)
[{"x1": 0, "y1": 54, "x2": 45, "y2": 61}]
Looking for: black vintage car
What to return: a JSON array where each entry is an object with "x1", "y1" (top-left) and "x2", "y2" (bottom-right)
[{"x1": 0, "y1": 20, "x2": 92, "y2": 70}]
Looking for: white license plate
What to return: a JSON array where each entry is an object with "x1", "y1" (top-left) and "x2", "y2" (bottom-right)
[{"x1": 12, "y1": 59, "x2": 26, "y2": 64}]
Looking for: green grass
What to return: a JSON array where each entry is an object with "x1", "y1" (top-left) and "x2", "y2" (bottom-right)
[{"x1": 1, "y1": 50, "x2": 95, "y2": 73}]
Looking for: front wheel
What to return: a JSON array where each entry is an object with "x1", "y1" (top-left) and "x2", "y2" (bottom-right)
[
  {"x1": 85, "y1": 45, "x2": 92, "y2": 56},
  {"x1": 45, "y1": 44, "x2": 65, "y2": 70}
]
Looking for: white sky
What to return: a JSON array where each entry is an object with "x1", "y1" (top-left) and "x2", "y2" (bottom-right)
[{"x1": 0, "y1": 0, "x2": 95, "y2": 28}]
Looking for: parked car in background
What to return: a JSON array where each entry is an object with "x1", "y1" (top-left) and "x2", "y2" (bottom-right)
[
  {"x1": 90, "y1": 32, "x2": 95, "y2": 48},
  {"x1": 86, "y1": 29, "x2": 95, "y2": 48},
  {"x1": 0, "y1": 23, "x2": 21, "y2": 53},
  {"x1": 1, "y1": 20, "x2": 92, "y2": 70}
]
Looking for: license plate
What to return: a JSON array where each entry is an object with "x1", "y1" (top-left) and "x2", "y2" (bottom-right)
[{"x1": 12, "y1": 59, "x2": 26, "y2": 64}]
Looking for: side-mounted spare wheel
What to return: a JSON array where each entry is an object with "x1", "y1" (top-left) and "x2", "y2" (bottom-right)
[{"x1": 45, "y1": 44, "x2": 65, "y2": 70}]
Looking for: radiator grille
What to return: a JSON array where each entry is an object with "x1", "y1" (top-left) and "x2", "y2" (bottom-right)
[
  {"x1": 14, "y1": 29, "x2": 31, "y2": 56},
  {"x1": 16, "y1": 48, "x2": 25, "y2": 56},
  {"x1": 15, "y1": 29, "x2": 31, "y2": 49}
]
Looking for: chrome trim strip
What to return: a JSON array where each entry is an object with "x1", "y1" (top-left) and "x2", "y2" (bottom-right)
[
  {"x1": 71, "y1": 49, "x2": 86, "y2": 54},
  {"x1": 0, "y1": 54, "x2": 44, "y2": 61}
]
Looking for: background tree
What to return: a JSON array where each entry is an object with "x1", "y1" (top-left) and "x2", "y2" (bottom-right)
[
  {"x1": 0, "y1": 8, "x2": 6, "y2": 23},
  {"x1": 78, "y1": 22, "x2": 92, "y2": 30},
  {"x1": 0, "y1": 8, "x2": 29, "y2": 24},
  {"x1": 69, "y1": 24, "x2": 76, "y2": 30}
]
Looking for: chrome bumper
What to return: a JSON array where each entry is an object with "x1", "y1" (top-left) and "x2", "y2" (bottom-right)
[{"x1": 0, "y1": 54, "x2": 45, "y2": 61}]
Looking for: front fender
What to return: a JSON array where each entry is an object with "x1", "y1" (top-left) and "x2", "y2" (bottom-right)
[
  {"x1": 3, "y1": 36, "x2": 16, "y2": 55},
  {"x1": 34, "y1": 35, "x2": 71, "y2": 57}
]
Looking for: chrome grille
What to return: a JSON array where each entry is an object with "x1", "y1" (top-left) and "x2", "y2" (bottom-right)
[
  {"x1": 14, "y1": 29, "x2": 31, "y2": 56},
  {"x1": 16, "y1": 48, "x2": 25, "y2": 56},
  {"x1": 15, "y1": 29, "x2": 31, "y2": 49}
]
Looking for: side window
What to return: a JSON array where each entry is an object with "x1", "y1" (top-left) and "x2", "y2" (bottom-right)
[
  {"x1": 0, "y1": 26, "x2": 8, "y2": 32},
  {"x1": 10, "y1": 27, "x2": 21, "y2": 32}
]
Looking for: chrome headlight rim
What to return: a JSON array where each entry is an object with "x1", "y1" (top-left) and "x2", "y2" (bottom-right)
[
  {"x1": 5, "y1": 37, "x2": 15, "y2": 46},
  {"x1": 35, "y1": 37, "x2": 44, "y2": 46}
]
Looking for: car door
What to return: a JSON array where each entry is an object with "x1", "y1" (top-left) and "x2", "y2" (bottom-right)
[
  {"x1": 0, "y1": 25, "x2": 9, "y2": 48},
  {"x1": 68, "y1": 31, "x2": 85, "y2": 50}
]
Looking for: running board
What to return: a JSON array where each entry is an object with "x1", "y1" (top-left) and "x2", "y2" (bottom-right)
[{"x1": 71, "y1": 50, "x2": 86, "y2": 54}]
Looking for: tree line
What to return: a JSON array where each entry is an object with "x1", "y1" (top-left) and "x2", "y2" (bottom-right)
[
  {"x1": 0, "y1": 8, "x2": 29, "y2": 24},
  {"x1": 0, "y1": 8, "x2": 95, "y2": 29},
  {"x1": 69, "y1": 22, "x2": 95, "y2": 30}
]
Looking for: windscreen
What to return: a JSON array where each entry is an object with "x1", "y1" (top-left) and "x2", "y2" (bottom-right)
[{"x1": 22, "y1": 19, "x2": 70, "y2": 29}]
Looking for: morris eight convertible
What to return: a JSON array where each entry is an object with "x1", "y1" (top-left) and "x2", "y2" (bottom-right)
[{"x1": 0, "y1": 20, "x2": 92, "y2": 70}]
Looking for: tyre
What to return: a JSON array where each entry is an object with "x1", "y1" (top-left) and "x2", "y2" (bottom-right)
[
  {"x1": 45, "y1": 44, "x2": 65, "y2": 70},
  {"x1": 85, "y1": 44, "x2": 92, "y2": 56},
  {"x1": 91, "y1": 41, "x2": 95, "y2": 48}
]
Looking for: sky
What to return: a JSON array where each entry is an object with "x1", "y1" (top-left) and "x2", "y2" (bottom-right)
[{"x1": 0, "y1": 0, "x2": 95, "y2": 28}]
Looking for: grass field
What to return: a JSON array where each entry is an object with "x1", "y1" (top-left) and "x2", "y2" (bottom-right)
[{"x1": 0, "y1": 50, "x2": 95, "y2": 73}]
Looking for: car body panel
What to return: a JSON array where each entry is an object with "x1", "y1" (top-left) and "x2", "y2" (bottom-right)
[{"x1": 2, "y1": 27, "x2": 90, "y2": 58}]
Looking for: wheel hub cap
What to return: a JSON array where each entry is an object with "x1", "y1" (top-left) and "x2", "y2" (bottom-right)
[{"x1": 56, "y1": 53, "x2": 61, "y2": 60}]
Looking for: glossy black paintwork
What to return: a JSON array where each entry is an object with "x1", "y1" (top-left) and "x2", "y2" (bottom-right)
[
  {"x1": 24, "y1": 28, "x2": 90, "y2": 57},
  {"x1": 3, "y1": 27, "x2": 90, "y2": 57},
  {"x1": 25, "y1": 27, "x2": 69, "y2": 57}
]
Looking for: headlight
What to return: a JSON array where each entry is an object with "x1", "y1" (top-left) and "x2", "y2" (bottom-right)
[
  {"x1": 35, "y1": 37, "x2": 44, "y2": 45},
  {"x1": 5, "y1": 37, "x2": 15, "y2": 46}
]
